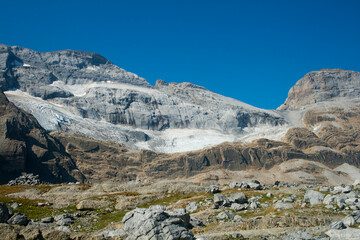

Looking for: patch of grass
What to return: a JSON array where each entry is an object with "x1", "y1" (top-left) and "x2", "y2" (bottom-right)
[{"x1": 90, "y1": 210, "x2": 127, "y2": 231}]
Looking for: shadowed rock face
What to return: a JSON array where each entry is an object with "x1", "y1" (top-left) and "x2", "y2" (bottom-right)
[
  {"x1": 278, "y1": 69, "x2": 360, "y2": 110},
  {"x1": 0, "y1": 90, "x2": 84, "y2": 184}
]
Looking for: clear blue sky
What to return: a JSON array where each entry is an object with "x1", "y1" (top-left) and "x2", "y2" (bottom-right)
[{"x1": 1, "y1": 0, "x2": 360, "y2": 109}]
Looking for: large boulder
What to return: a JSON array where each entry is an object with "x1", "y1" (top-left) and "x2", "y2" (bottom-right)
[
  {"x1": 7, "y1": 213, "x2": 28, "y2": 226},
  {"x1": 0, "y1": 203, "x2": 10, "y2": 223},
  {"x1": 122, "y1": 206, "x2": 195, "y2": 240},
  {"x1": 304, "y1": 190, "x2": 325, "y2": 206}
]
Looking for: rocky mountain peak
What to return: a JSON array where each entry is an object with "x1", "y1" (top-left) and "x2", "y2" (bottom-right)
[{"x1": 278, "y1": 69, "x2": 360, "y2": 110}]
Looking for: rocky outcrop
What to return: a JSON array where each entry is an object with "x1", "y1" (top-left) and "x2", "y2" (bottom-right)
[
  {"x1": 122, "y1": 206, "x2": 195, "y2": 240},
  {"x1": 0, "y1": 90, "x2": 84, "y2": 184},
  {"x1": 278, "y1": 69, "x2": 360, "y2": 110}
]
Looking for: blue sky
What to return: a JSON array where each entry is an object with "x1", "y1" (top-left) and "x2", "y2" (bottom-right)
[{"x1": 1, "y1": 0, "x2": 360, "y2": 109}]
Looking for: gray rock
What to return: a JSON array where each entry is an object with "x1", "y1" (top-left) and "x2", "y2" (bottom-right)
[
  {"x1": 190, "y1": 216, "x2": 204, "y2": 228},
  {"x1": 249, "y1": 201, "x2": 259, "y2": 209},
  {"x1": 186, "y1": 202, "x2": 199, "y2": 213},
  {"x1": 319, "y1": 186, "x2": 331, "y2": 192},
  {"x1": 41, "y1": 217, "x2": 54, "y2": 223},
  {"x1": 206, "y1": 185, "x2": 220, "y2": 194},
  {"x1": 329, "y1": 221, "x2": 346, "y2": 230},
  {"x1": 342, "y1": 215, "x2": 356, "y2": 227},
  {"x1": 230, "y1": 203, "x2": 248, "y2": 211},
  {"x1": 229, "y1": 182, "x2": 242, "y2": 188},
  {"x1": 326, "y1": 228, "x2": 360, "y2": 240},
  {"x1": 7, "y1": 213, "x2": 28, "y2": 226},
  {"x1": 56, "y1": 218, "x2": 74, "y2": 226},
  {"x1": 54, "y1": 213, "x2": 73, "y2": 222},
  {"x1": 323, "y1": 194, "x2": 336, "y2": 205},
  {"x1": 304, "y1": 190, "x2": 325, "y2": 206},
  {"x1": 122, "y1": 207, "x2": 195, "y2": 240},
  {"x1": 233, "y1": 215, "x2": 246, "y2": 222},
  {"x1": 274, "y1": 202, "x2": 294, "y2": 210},
  {"x1": 214, "y1": 194, "x2": 230, "y2": 207},
  {"x1": 7, "y1": 173, "x2": 41, "y2": 186},
  {"x1": 97, "y1": 229, "x2": 127, "y2": 237},
  {"x1": 229, "y1": 192, "x2": 248, "y2": 204},
  {"x1": 10, "y1": 203, "x2": 19, "y2": 210},
  {"x1": 56, "y1": 226, "x2": 71, "y2": 233},
  {"x1": 0, "y1": 202, "x2": 10, "y2": 223},
  {"x1": 216, "y1": 211, "x2": 234, "y2": 220},
  {"x1": 247, "y1": 180, "x2": 262, "y2": 190}
]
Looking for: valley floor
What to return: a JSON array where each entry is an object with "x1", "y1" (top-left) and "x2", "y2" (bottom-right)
[{"x1": 1, "y1": 180, "x2": 360, "y2": 239}]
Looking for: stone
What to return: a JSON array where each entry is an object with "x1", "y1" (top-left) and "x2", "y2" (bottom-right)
[
  {"x1": 96, "y1": 229, "x2": 127, "y2": 238},
  {"x1": 274, "y1": 202, "x2": 294, "y2": 210},
  {"x1": 214, "y1": 194, "x2": 230, "y2": 207},
  {"x1": 206, "y1": 185, "x2": 220, "y2": 194},
  {"x1": 7, "y1": 213, "x2": 28, "y2": 226},
  {"x1": 190, "y1": 216, "x2": 204, "y2": 228},
  {"x1": 186, "y1": 202, "x2": 199, "y2": 213},
  {"x1": 216, "y1": 211, "x2": 234, "y2": 220},
  {"x1": 342, "y1": 215, "x2": 356, "y2": 227},
  {"x1": 122, "y1": 207, "x2": 195, "y2": 240},
  {"x1": 319, "y1": 186, "x2": 331, "y2": 192},
  {"x1": 249, "y1": 201, "x2": 259, "y2": 209},
  {"x1": 247, "y1": 180, "x2": 262, "y2": 190},
  {"x1": 229, "y1": 182, "x2": 241, "y2": 188},
  {"x1": 229, "y1": 192, "x2": 248, "y2": 204},
  {"x1": 41, "y1": 217, "x2": 54, "y2": 223},
  {"x1": 10, "y1": 203, "x2": 19, "y2": 210},
  {"x1": 329, "y1": 221, "x2": 346, "y2": 230},
  {"x1": 323, "y1": 195, "x2": 336, "y2": 205},
  {"x1": 230, "y1": 203, "x2": 247, "y2": 211},
  {"x1": 326, "y1": 228, "x2": 360, "y2": 239},
  {"x1": 233, "y1": 215, "x2": 246, "y2": 222},
  {"x1": 0, "y1": 203, "x2": 10, "y2": 223},
  {"x1": 304, "y1": 190, "x2": 325, "y2": 206}
]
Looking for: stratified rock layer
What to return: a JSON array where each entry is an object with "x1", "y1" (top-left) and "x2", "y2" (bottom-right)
[{"x1": 279, "y1": 69, "x2": 360, "y2": 110}]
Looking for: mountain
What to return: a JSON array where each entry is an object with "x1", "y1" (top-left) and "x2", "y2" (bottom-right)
[
  {"x1": 0, "y1": 43, "x2": 287, "y2": 153},
  {"x1": 278, "y1": 69, "x2": 360, "y2": 110},
  {"x1": 2, "y1": 43, "x2": 360, "y2": 185}
]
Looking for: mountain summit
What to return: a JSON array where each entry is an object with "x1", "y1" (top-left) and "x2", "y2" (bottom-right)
[
  {"x1": 278, "y1": 69, "x2": 360, "y2": 110},
  {"x1": 1, "y1": 44, "x2": 287, "y2": 152}
]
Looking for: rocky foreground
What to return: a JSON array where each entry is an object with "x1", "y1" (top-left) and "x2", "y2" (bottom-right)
[{"x1": 1, "y1": 179, "x2": 360, "y2": 239}]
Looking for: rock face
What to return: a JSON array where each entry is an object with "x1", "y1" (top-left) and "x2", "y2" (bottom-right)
[
  {"x1": 1, "y1": 43, "x2": 287, "y2": 153},
  {"x1": 279, "y1": 69, "x2": 360, "y2": 110},
  {"x1": 0, "y1": 89, "x2": 84, "y2": 184}
]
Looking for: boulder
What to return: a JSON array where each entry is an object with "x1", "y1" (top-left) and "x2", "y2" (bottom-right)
[
  {"x1": 205, "y1": 185, "x2": 220, "y2": 194},
  {"x1": 230, "y1": 203, "x2": 248, "y2": 211},
  {"x1": 326, "y1": 228, "x2": 360, "y2": 239},
  {"x1": 216, "y1": 211, "x2": 234, "y2": 220},
  {"x1": 304, "y1": 190, "x2": 324, "y2": 206},
  {"x1": 214, "y1": 194, "x2": 230, "y2": 207},
  {"x1": 189, "y1": 216, "x2": 204, "y2": 228},
  {"x1": 274, "y1": 202, "x2": 294, "y2": 210},
  {"x1": 229, "y1": 192, "x2": 248, "y2": 204},
  {"x1": 122, "y1": 206, "x2": 195, "y2": 240},
  {"x1": 0, "y1": 203, "x2": 10, "y2": 223},
  {"x1": 329, "y1": 221, "x2": 346, "y2": 230},
  {"x1": 7, "y1": 213, "x2": 28, "y2": 226}
]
